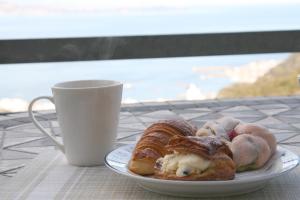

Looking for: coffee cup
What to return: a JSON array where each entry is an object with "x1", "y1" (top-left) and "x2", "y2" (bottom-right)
[{"x1": 28, "y1": 80, "x2": 123, "y2": 166}]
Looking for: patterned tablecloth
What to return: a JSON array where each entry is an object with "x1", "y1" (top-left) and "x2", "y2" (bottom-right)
[{"x1": 0, "y1": 96, "x2": 300, "y2": 199}]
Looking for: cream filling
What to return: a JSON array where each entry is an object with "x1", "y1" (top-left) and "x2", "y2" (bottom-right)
[{"x1": 157, "y1": 152, "x2": 211, "y2": 177}]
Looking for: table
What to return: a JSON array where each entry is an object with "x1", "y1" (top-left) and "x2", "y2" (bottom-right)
[{"x1": 0, "y1": 96, "x2": 300, "y2": 199}]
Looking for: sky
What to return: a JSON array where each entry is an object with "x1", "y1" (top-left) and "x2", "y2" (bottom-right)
[
  {"x1": 1, "y1": 0, "x2": 300, "y2": 39},
  {"x1": 2, "y1": 0, "x2": 300, "y2": 13}
]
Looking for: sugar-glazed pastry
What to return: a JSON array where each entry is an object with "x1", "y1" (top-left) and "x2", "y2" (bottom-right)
[
  {"x1": 128, "y1": 119, "x2": 197, "y2": 175},
  {"x1": 234, "y1": 123, "x2": 276, "y2": 154},
  {"x1": 230, "y1": 123, "x2": 277, "y2": 171},
  {"x1": 196, "y1": 116, "x2": 241, "y2": 140},
  {"x1": 196, "y1": 116, "x2": 277, "y2": 172},
  {"x1": 154, "y1": 136, "x2": 235, "y2": 181}
]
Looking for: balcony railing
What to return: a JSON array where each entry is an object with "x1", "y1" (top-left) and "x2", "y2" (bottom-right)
[{"x1": 0, "y1": 30, "x2": 300, "y2": 64}]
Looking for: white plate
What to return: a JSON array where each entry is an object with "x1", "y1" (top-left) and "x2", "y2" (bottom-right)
[{"x1": 105, "y1": 145, "x2": 299, "y2": 197}]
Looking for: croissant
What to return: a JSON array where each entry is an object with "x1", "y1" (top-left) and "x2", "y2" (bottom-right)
[
  {"x1": 154, "y1": 136, "x2": 236, "y2": 181},
  {"x1": 128, "y1": 119, "x2": 197, "y2": 175}
]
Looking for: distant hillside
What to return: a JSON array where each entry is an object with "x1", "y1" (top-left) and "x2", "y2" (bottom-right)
[{"x1": 218, "y1": 53, "x2": 300, "y2": 98}]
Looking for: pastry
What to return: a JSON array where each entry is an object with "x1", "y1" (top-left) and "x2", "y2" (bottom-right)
[
  {"x1": 196, "y1": 117, "x2": 277, "y2": 172},
  {"x1": 154, "y1": 135, "x2": 235, "y2": 181},
  {"x1": 234, "y1": 123, "x2": 276, "y2": 154},
  {"x1": 196, "y1": 116, "x2": 241, "y2": 140},
  {"x1": 128, "y1": 119, "x2": 197, "y2": 175},
  {"x1": 231, "y1": 123, "x2": 277, "y2": 171}
]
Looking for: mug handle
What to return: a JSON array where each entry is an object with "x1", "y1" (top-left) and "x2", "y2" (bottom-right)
[{"x1": 28, "y1": 96, "x2": 65, "y2": 153}]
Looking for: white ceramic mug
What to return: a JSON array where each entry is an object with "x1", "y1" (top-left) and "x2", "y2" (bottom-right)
[{"x1": 28, "y1": 80, "x2": 123, "y2": 166}]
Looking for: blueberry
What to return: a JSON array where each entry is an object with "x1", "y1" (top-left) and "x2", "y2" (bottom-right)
[
  {"x1": 155, "y1": 159, "x2": 163, "y2": 169},
  {"x1": 183, "y1": 170, "x2": 189, "y2": 176}
]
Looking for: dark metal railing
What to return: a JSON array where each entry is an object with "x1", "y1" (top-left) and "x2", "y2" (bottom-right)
[{"x1": 0, "y1": 30, "x2": 300, "y2": 64}]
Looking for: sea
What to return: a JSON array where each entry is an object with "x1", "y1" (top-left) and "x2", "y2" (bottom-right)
[{"x1": 0, "y1": 1, "x2": 300, "y2": 110}]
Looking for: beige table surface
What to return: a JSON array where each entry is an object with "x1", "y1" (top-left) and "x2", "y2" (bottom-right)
[{"x1": 0, "y1": 96, "x2": 300, "y2": 199}]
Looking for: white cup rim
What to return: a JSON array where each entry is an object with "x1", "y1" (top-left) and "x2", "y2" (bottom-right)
[{"x1": 52, "y1": 80, "x2": 122, "y2": 90}]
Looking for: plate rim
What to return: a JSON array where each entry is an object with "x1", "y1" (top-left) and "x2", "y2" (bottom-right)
[{"x1": 105, "y1": 144, "x2": 299, "y2": 185}]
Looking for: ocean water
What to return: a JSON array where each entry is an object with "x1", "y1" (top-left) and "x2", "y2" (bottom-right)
[
  {"x1": 0, "y1": 53, "x2": 289, "y2": 103},
  {"x1": 0, "y1": 1, "x2": 299, "y2": 107}
]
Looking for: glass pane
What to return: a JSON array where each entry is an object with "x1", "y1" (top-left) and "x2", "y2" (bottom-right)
[{"x1": 1, "y1": 1, "x2": 300, "y2": 113}]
